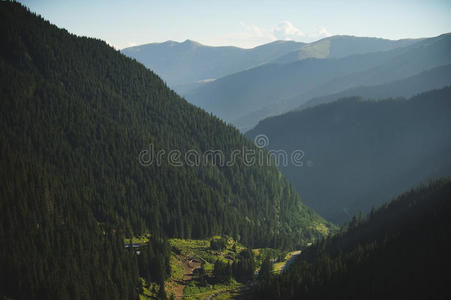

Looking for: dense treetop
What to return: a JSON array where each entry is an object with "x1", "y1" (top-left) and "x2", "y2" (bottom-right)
[{"x1": 256, "y1": 178, "x2": 451, "y2": 299}]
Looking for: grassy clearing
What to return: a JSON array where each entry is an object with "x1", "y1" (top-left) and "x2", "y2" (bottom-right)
[
  {"x1": 169, "y1": 237, "x2": 245, "y2": 267},
  {"x1": 213, "y1": 288, "x2": 245, "y2": 300},
  {"x1": 169, "y1": 254, "x2": 184, "y2": 281},
  {"x1": 183, "y1": 280, "x2": 242, "y2": 300},
  {"x1": 313, "y1": 221, "x2": 332, "y2": 236},
  {"x1": 138, "y1": 236, "x2": 298, "y2": 299},
  {"x1": 272, "y1": 261, "x2": 285, "y2": 273},
  {"x1": 124, "y1": 233, "x2": 151, "y2": 244},
  {"x1": 167, "y1": 237, "x2": 248, "y2": 299},
  {"x1": 272, "y1": 250, "x2": 302, "y2": 273},
  {"x1": 138, "y1": 278, "x2": 159, "y2": 300},
  {"x1": 254, "y1": 248, "x2": 287, "y2": 267}
]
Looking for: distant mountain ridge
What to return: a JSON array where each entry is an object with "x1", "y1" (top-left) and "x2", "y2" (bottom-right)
[
  {"x1": 296, "y1": 64, "x2": 451, "y2": 111},
  {"x1": 237, "y1": 63, "x2": 451, "y2": 130},
  {"x1": 273, "y1": 35, "x2": 420, "y2": 64},
  {"x1": 122, "y1": 35, "x2": 421, "y2": 96},
  {"x1": 122, "y1": 39, "x2": 306, "y2": 93},
  {"x1": 186, "y1": 33, "x2": 450, "y2": 131}
]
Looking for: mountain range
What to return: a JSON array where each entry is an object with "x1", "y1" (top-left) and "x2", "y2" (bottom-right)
[
  {"x1": 234, "y1": 63, "x2": 451, "y2": 130},
  {"x1": 296, "y1": 64, "x2": 451, "y2": 111},
  {"x1": 121, "y1": 39, "x2": 306, "y2": 94},
  {"x1": 186, "y1": 33, "x2": 451, "y2": 130},
  {"x1": 3, "y1": 2, "x2": 451, "y2": 299},
  {"x1": 247, "y1": 87, "x2": 451, "y2": 224},
  {"x1": 121, "y1": 35, "x2": 419, "y2": 97}
]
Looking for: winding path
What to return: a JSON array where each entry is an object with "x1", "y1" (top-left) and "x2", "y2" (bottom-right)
[
  {"x1": 170, "y1": 255, "x2": 202, "y2": 299},
  {"x1": 281, "y1": 250, "x2": 302, "y2": 273}
]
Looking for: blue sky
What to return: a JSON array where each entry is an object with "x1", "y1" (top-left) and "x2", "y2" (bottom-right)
[{"x1": 20, "y1": 0, "x2": 451, "y2": 49}]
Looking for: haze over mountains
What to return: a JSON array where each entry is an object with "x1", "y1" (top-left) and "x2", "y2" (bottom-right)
[
  {"x1": 122, "y1": 39, "x2": 306, "y2": 94},
  {"x1": 186, "y1": 33, "x2": 451, "y2": 130},
  {"x1": 121, "y1": 31, "x2": 451, "y2": 225},
  {"x1": 272, "y1": 35, "x2": 419, "y2": 64},
  {"x1": 297, "y1": 64, "x2": 451, "y2": 111},
  {"x1": 234, "y1": 62, "x2": 451, "y2": 130},
  {"x1": 247, "y1": 87, "x2": 451, "y2": 224},
  {"x1": 123, "y1": 34, "x2": 451, "y2": 131},
  {"x1": 121, "y1": 35, "x2": 420, "y2": 98}
]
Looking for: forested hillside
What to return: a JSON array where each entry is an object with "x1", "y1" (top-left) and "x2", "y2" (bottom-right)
[
  {"x1": 247, "y1": 87, "x2": 451, "y2": 223},
  {"x1": 256, "y1": 178, "x2": 451, "y2": 299},
  {"x1": 0, "y1": 3, "x2": 330, "y2": 299}
]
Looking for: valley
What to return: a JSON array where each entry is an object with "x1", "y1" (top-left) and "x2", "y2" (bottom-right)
[
  {"x1": 2, "y1": 1, "x2": 451, "y2": 300},
  {"x1": 247, "y1": 87, "x2": 451, "y2": 224},
  {"x1": 129, "y1": 236, "x2": 300, "y2": 299}
]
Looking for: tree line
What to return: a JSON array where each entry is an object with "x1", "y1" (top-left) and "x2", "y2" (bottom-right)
[{"x1": 255, "y1": 178, "x2": 451, "y2": 299}]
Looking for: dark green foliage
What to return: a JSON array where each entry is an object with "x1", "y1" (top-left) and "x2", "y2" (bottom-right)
[
  {"x1": 255, "y1": 178, "x2": 451, "y2": 300},
  {"x1": 258, "y1": 257, "x2": 273, "y2": 282},
  {"x1": 157, "y1": 282, "x2": 167, "y2": 300},
  {"x1": 195, "y1": 264, "x2": 207, "y2": 286},
  {"x1": 248, "y1": 87, "x2": 451, "y2": 224},
  {"x1": 210, "y1": 237, "x2": 228, "y2": 250},
  {"x1": 137, "y1": 237, "x2": 171, "y2": 284},
  {"x1": 232, "y1": 249, "x2": 256, "y2": 282},
  {"x1": 0, "y1": 1, "x2": 327, "y2": 249},
  {"x1": 0, "y1": 141, "x2": 140, "y2": 299},
  {"x1": 0, "y1": 2, "x2": 328, "y2": 299},
  {"x1": 213, "y1": 260, "x2": 232, "y2": 283}
]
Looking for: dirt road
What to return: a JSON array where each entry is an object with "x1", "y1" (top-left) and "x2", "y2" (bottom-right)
[{"x1": 169, "y1": 255, "x2": 202, "y2": 299}]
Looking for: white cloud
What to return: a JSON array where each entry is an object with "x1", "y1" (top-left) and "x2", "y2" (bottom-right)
[
  {"x1": 315, "y1": 27, "x2": 332, "y2": 39},
  {"x1": 240, "y1": 22, "x2": 265, "y2": 38},
  {"x1": 273, "y1": 21, "x2": 305, "y2": 40},
  {"x1": 271, "y1": 22, "x2": 333, "y2": 42},
  {"x1": 205, "y1": 21, "x2": 333, "y2": 48},
  {"x1": 207, "y1": 22, "x2": 274, "y2": 48}
]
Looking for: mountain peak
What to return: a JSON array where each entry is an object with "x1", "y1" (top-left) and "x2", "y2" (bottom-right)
[{"x1": 182, "y1": 39, "x2": 202, "y2": 47}]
